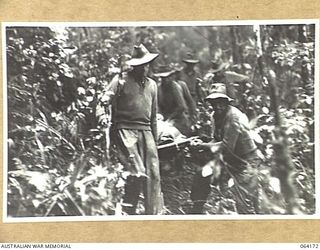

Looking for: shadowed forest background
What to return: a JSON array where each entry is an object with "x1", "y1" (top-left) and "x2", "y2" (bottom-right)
[{"x1": 6, "y1": 24, "x2": 315, "y2": 216}]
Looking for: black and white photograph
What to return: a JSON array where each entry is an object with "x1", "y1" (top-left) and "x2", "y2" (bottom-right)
[{"x1": 3, "y1": 20, "x2": 318, "y2": 221}]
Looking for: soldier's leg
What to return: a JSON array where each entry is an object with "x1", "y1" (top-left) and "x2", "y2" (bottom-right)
[
  {"x1": 140, "y1": 130, "x2": 162, "y2": 215},
  {"x1": 190, "y1": 169, "x2": 211, "y2": 214},
  {"x1": 231, "y1": 167, "x2": 259, "y2": 214},
  {"x1": 174, "y1": 150, "x2": 185, "y2": 173},
  {"x1": 112, "y1": 129, "x2": 144, "y2": 215},
  {"x1": 123, "y1": 176, "x2": 142, "y2": 215}
]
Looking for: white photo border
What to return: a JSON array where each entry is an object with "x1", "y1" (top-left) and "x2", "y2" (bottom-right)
[{"x1": 2, "y1": 19, "x2": 319, "y2": 223}]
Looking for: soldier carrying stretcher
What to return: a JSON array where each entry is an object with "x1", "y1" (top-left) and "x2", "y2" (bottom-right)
[{"x1": 190, "y1": 83, "x2": 262, "y2": 214}]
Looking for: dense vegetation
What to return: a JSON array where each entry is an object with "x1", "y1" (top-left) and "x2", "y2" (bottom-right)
[{"x1": 6, "y1": 24, "x2": 315, "y2": 216}]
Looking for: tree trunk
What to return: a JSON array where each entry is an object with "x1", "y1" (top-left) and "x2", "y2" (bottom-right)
[
  {"x1": 254, "y1": 25, "x2": 300, "y2": 214},
  {"x1": 230, "y1": 27, "x2": 242, "y2": 65},
  {"x1": 208, "y1": 27, "x2": 220, "y2": 60},
  {"x1": 298, "y1": 24, "x2": 311, "y2": 87},
  {"x1": 298, "y1": 25, "x2": 308, "y2": 43}
]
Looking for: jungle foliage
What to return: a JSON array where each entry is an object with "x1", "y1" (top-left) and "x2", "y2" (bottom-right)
[{"x1": 6, "y1": 24, "x2": 315, "y2": 216}]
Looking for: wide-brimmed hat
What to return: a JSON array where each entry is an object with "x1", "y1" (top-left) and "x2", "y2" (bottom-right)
[
  {"x1": 154, "y1": 65, "x2": 175, "y2": 78},
  {"x1": 210, "y1": 60, "x2": 230, "y2": 73},
  {"x1": 205, "y1": 83, "x2": 233, "y2": 102},
  {"x1": 126, "y1": 44, "x2": 159, "y2": 66},
  {"x1": 182, "y1": 52, "x2": 199, "y2": 64}
]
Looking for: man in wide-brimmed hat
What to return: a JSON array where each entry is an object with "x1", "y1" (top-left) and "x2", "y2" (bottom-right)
[
  {"x1": 155, "y1": 65, "x2": 182, "y2": 124},
  {"x1": 200, "y1": 60, "x2": 229, "y2": 101},
  {"x1": 98, "y1": 44, "x2": 162, "y2": 215},
  {"x1": 155, "y1": 64, "x2": 195, "y2": 136},
  {"x1": 190, "y1": 83, "x2": 261, "y2": 214},
  {"x1": 202, "y1": 59, "x2": 251, "y2": 105},
  {"x1": 172, "y1": 63, "x2": 198, "y2": 135},
  {"x1": 180, "y1": 52, "x2": 202, "y2": 103}
]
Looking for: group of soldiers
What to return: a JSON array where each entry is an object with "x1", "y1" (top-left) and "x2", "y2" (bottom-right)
[{"x1": 99, "y1": 44, "x2": 261, "y2": 215}]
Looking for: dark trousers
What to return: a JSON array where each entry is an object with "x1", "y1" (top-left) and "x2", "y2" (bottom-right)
[
  {"x1": 190, "y1": 165, "x2": 258, "y2": 214},
  {"x1": 190, "y1": 171, "x2": 211, "y2": 214},
  {"x1": 122, "y1": 176, "x2": 143, "y2": 215}
]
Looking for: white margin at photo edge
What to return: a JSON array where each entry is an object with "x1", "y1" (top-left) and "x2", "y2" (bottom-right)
[
  {"x1": 314, "y1": 19, "x2": 320, "y2": 216},
  {"x1": 2, "y1": 22, "x2": 9, "y2": 223},
  {"x1": 1, "y1": 19, "x2": 319, "y2": 223}
]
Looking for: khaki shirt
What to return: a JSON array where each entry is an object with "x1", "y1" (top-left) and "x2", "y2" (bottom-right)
[{"x1": 214, "y1": 106, "x2": 257, "y2": 160}]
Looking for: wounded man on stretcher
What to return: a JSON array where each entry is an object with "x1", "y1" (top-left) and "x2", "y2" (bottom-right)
[{"x1": 157, "y1": 116, "x2": 200, "y2": 174}]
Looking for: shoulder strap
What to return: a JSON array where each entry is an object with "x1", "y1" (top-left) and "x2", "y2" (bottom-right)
[
  {"x1": 110, "y1": 74, "x2": 126, "y2": 123},
  {"x1": 111, "y1": 74, "x2": 126, "y2": 104}
]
